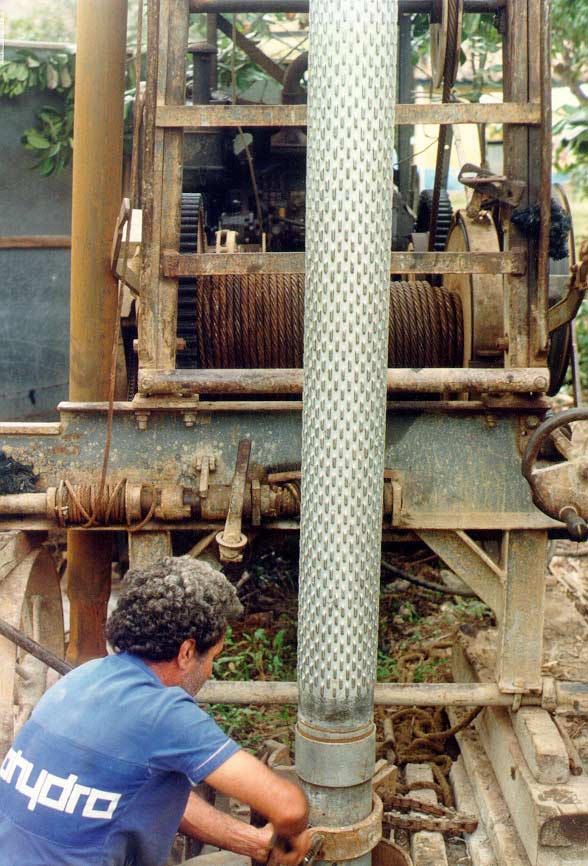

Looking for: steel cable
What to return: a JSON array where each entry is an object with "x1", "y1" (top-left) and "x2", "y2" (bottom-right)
[{"x1": 191, "y1": 277, "x2": 463, "y2": 369}]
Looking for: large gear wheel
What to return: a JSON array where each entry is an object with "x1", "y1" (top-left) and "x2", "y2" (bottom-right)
[
  {"x1": 177, "y1": 193, "x2": 206, "y2": 369},
  {"x1": 415, "y1": 188, "x2": 454, "y2": 252}
]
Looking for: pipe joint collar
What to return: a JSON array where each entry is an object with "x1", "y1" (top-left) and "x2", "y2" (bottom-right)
[{"x1": 295, "y1": 722, "x2": 376, "y2": 787}]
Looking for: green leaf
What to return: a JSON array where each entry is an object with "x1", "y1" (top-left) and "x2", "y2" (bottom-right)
[
  {"x1": 46, "y1": 64, "x2": 59, "y2": 90},
  {"x1": 36, "y1": 158, "x2": 55, "y2": 176},
  {"x1": 23, "y1": 130, "x2": 52, "y2": 149}
]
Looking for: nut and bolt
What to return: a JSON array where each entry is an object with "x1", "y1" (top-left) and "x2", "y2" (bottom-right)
[
  {"x1": 134, "y1": 410, "x2": 150, "y2": 431},
  {"x1": 533, "y1": 376, "x2": 548, "y2": 392}
]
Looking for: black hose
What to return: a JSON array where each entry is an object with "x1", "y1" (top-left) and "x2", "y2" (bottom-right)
[{"x1": 381, "y1": 559, "x2": 474, "y2": 597}]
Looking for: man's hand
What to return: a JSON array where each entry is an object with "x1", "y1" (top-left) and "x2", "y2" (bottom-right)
[{"x1": 268, "y1": 829, "x2": 312, "y2": 866}]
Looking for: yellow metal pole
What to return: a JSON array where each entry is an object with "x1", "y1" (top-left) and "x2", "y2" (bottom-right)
[{"x1": 67, "y1": 0, "x2": 128, "y2": 665}]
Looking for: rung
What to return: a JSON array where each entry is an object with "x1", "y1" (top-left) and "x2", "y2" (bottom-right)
[
  {"x1": 157, "y1": 102, "x2": 541, "y2": 128},
  {"x1": 162, "y1": 250, "x2": 527, "y2": 277}
]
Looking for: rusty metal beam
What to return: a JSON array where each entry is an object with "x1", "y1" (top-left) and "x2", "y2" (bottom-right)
[
  {"x1": 67, "y1": 0, "x2": 128, "y2": 664},
  {"x1": 156, "y1": 102, "x2": 540, "y2": 128},
  {"x1": 162, "y1": 250, "x2": 526, "y2": 276},
  {"x1": 216, "y1": 14, "x2": 285, "y2": 84},
  {"x1": 190, "y1": 0, "x2": 505, "y2": 12},
  {"x1": 138, "y1": 367, "x2": 549, "y2": 396}
]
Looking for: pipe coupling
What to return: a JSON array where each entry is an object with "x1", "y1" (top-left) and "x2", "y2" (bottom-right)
[
  {"x1": 311, "y1": 794, "x2": 383, "y2": 862},
  {"x1": 295, "y1": 721, "x2": 376, "y2": 788}
]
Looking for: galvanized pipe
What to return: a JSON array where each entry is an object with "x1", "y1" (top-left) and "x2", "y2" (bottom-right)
[
  {"x1": 67, "y1": 0, "x2": 127, "y2": 664},
  {"x1": 195, "y1": 680, "x2": 588, "y2": 715},
  {"x1": 296, "y1": 0, "x2": 398, "y2": 853}
]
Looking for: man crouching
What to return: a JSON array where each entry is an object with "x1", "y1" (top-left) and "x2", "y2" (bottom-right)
[{"x1": 0, "y1": 556, "x2": 310, "y2": 866}]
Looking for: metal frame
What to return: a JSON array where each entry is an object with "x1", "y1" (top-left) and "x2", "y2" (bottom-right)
[{"x1": 0, "y1": 0, "x2": 560, "y2": 698}]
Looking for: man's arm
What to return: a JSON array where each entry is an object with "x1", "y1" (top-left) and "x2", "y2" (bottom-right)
[
  {"x1": 179, "y1": 791, "x2": 274, "y2": 861},
  {"x1": 205, "y1": 750, "x2": 311, "y2": 865}
]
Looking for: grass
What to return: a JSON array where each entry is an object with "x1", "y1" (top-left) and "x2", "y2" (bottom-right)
[{"x1": 204, "y1": 566, "x2": 494, "y2": 750}]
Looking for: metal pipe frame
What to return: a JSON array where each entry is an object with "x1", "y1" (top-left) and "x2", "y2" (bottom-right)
[
  {"x1": 67, "y1": 0, "x2": 127, "y2": 665},
  {"x1": 137, "y1": 367, "x2": 550, "y2": 396},
  {"x1": 195, "y1": 680, "x2": 588, "y2": 715}
]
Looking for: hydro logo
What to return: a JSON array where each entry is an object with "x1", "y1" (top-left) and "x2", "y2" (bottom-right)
[{"x1": 0, "y1": 748, "x2": 121, "y2": 819}]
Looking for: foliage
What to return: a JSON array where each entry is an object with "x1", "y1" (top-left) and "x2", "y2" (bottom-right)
[
  {"x1": 5, "y1": 0, "x2": 76, "y2": 43},
  {"x1": 551, "y1": 0, "x2": 588, "y2": 107},
  {"x1": 21, "y1": 100, "x2": 74, "y2": 177},
  {"x1": 411, "y1": 12, "x2": 501, "y2": 101},
  {"x1": 213, "y1": 623, "x2": 297, "y2": 682},
  {"x1": 554, "y1": 105, "x2": 588, "y2": 199},
  {"x1": 0, "y1": 49, "x2": 75, "y2": 176},
  {"x1": 208, "y1": 621, "x2": 297, "y2": 749}
]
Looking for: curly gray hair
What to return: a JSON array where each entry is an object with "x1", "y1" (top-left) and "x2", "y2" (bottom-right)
[{"x1": 106, "y1": 556, "x2": 243, "y2": 661}]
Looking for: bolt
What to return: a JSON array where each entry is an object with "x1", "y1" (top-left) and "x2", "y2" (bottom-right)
[
  {"x1": 533, "y1": 376, "x2": 548, "y2": 392},
  {"x1": 526, "y1": 415, "x2": 540, "y2": 429},
  {"x1": 183, "y1": 412, "x2": 196, "y2": 428},
  {"x1": 485, "y1": 414, "x2": 497, "y2": 429},
  {"x1": 141, "y1": 376, "x2": 153, "y2": 391},
  {"x1": 134, "y1": 411, "x2": 150, "y2": 431}
]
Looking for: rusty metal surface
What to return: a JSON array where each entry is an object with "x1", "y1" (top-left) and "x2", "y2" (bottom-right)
[
  {"x1": 216, "y1": 439, "x2": 251, "y2": 561},
  {"x1": 162, "y1": 249, "x2": 526, "y2": 276},
  {"x1": 67, "y1": 0, "x2": 127, "y2": 665},
  {"x1": 190, "y1": 0, "x2": 505, "y2": 10},
  {"x1": 0, "y1": 409, "x2": 557, "y2": 530},
  {"x1": 444, "y1": 211, "x2": 504, "y2": 365},
  {"x1": 137, "y1": 367, "x2": 549, "y2": 396},
  {"x1": 522, "y1": 408, "x2": 588, "y2": 539},
  {"x1": 156, "y1": 102, "x2": 541, "y2": 129},
  {"x1": 311, "y1": 795, "x2": 383, "y2": 861},
  {"x1": 532, "y1": 0, "x2": 552, "y2": 360}
]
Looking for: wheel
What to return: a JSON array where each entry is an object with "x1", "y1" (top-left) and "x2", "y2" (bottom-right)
[
  {"x1": 0, "y1": 534, "x2": 64, "y2": 757},
  {"x1": 443, "y1": 210, "x2": 503, "y2": 367},
  {"x1": 522, "y1": 408, "x2": 588, "y2": 541}
]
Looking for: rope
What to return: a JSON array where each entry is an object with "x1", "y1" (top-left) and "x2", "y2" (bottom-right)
[{"x1": 54, "y1": 479, "x2": 156, "y2": 532}]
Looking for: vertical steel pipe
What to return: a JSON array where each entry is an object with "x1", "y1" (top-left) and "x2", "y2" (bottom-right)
[
  {"x1": 67, "y1": 0, "x2": 127, "y2": 664},
  {"x1": 296, "y1": 0, "x2": 398, "y2": 859}
]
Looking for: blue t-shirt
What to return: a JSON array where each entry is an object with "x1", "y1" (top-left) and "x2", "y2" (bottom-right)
[{"x1": 0, "y1": 652, "x2": 240, "y2": 866}]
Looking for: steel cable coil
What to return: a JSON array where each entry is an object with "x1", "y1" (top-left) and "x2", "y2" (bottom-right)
[{"x1": 185, "y1": 275, "x2": 463, "y2": 369}]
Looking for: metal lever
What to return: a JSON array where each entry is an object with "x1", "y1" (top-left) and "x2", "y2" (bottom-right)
[{"x1": 216, "y1": 439, "x2": 251, "y2": 562}]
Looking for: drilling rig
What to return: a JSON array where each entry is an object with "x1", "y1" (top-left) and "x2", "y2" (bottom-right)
[{"x1": 1, "y1": 1, "x2": 588, "y2": 864}]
